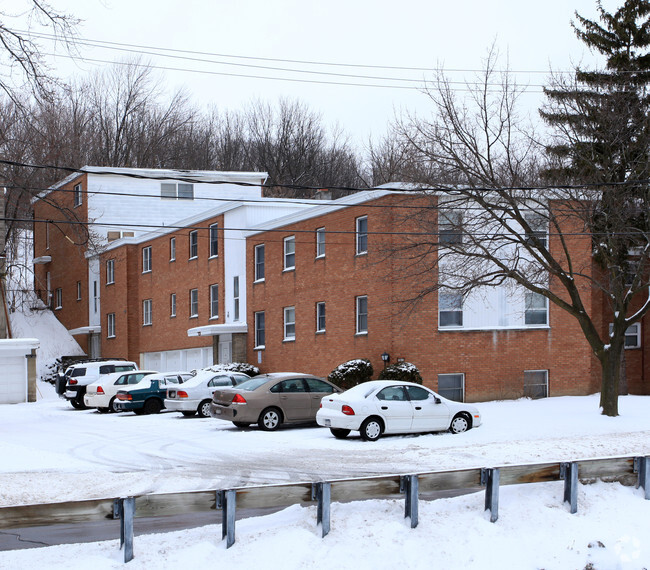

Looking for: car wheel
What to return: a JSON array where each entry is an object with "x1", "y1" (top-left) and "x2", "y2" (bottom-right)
[
  {"x1": 330, "y1": 428, "x2": 350, "y2": 439},
  {"x1": 70, "y1": 398, "x2": 86, "y2": 410},
  {"x1": 181, "y1": 411, "x2": 196, "y2": 417},
  {"x1": 97, "y1": 407, "x2": 109, "y2": 414},
  {"x1": 450, "y1": 413, "x2": 470, "y2": 434},
  {"x1": 258, "y1": 407, "x2": 282, "y2": 431},
  {"x1": 143, "y1": 398, "x2": 162, "y2": 415},
  {"x1": 360, "y1": 417, "x2": 383, "y2": 442},
  {"x1": 198, "y1": 400, "x2": 212, "y2": 418},
  {"x1": 133, "y1": 408, "x2": 145, "y2": 415},
  {"x1": 109, "y1": 397, "x2": 120, "y2": 413},
  {"x1": 233, "y1": 421, "x2": 251, "y2": 428}
]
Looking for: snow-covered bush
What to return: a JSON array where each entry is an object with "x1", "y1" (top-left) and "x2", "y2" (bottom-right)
[
  {"x1": 378, "y1": 361, "x2": 423, "y2": 384},
  {"x1": 328, "y1": 358, "x2": 374, "y2": 389},
  {"x1": 202, "y1": 362, "x2": 260, "y2": 376}
]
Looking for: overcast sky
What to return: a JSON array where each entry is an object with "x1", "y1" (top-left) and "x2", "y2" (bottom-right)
[{"x1": 34, "y1": 0, "x2": 622, "y2": 147}]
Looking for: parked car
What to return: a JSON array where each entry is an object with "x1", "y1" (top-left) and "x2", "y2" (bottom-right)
[
  {"x1": 114, "y1": 372, "x2": 192, "y2": 415},
  {"x1": 316, "y1": 380, "x2": 482, "y2": 441},
  {"x1": 62, "y1": 360, "x2": 139, "y2": 409},
  {"x1": 209, "y1": 373, "x2": 342, "y2": 430},
  {"x1": 83, "y1": 370, "x2": 158, "y2": 413},
  {"x1": 165, "y1": 370, "x2": 251, "y2": 418}
]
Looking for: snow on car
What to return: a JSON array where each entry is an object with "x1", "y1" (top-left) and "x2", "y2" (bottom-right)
[{"x1": 316, "y1": 380, "x2": 481, "y2": 441}]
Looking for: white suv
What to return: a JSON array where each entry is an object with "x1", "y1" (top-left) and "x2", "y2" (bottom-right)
[{"x1": 63, "y1": 360, "x2": 139, "y2": 409}]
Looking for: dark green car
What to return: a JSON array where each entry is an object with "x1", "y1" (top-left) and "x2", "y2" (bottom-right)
[{"x1": 114, "y1": 372, "x2": 191, "y2": 414}]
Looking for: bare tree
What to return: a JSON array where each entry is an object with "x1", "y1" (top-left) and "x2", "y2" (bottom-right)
[{"x1": 386, "y1": 48, "x2": 649, "y2": 416}]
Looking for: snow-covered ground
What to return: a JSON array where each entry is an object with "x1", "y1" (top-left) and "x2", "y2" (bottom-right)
[{"x1": 1, "y1": 382, "x2": 650, "y2": 569}]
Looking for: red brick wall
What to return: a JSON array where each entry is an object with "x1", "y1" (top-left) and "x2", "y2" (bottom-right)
[{"x1": 33, "y1": 174, "x2": 90, "y2": 354}]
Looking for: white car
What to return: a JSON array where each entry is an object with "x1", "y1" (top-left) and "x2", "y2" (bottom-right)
[
  {"x1": 84, "y1": 370, "x2": 158, "y2": 412},
  {"x1": 165, "y1": 370, "x2": 251, "y2": 417},
  {"x1": 316, "y1": 380, "x2": 481, "y2": 441}
]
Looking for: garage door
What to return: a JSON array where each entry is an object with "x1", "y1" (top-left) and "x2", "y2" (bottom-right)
[{"x1": 0, "y1": 356, "x2": 26, "y2": 404}]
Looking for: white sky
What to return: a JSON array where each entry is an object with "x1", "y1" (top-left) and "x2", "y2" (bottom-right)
[{"x1": 28, "y1": 0, "x2": 622, "y2": 147}]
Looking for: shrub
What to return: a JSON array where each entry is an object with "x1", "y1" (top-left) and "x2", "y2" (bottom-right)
[
  {"x1": 378, "y1": 361, "x2": 423, "y2": 384},
  {"x1": 328, "y1": 358, "x2": 374, "y2": 390},
  {"x1": 203, "y1": 362, "x2": 260, "y2": 377}
]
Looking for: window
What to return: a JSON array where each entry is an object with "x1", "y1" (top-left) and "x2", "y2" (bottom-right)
[
  {"x1": 73, "y1": 183, "x2": 82, "y2": 207},
  {"x1": 93, "y1": 281, "x2": 98, "y2": 313},
  {"x1": 143, "y1": 299, "x2": 152, "y2": 326},
  {"x1": 54, "y1": 288, "x2": 62, "y2": 310},
  {"x1": 209, "y1": 224, "x2": 219, "y2": 257},
  {"x1": 46, "y1": 223, "x2": 50, "y2": 250},
  {"x1": 107, "y1": 313, "x2": 116, "y2": 338},
  {"x1": 304, "y1": 377, "x2": 335, "y2": 394},
  {"x1": 170, "y1": 293, "x2": 177, "y2": 318},
  {"x1": 316, "y1": 227, "x2": 325, "y2": 257},
  {"x1": 255, "y1": 311, "x2": 265, "y2": 348},
  {"x1": 439, "y1": 211, "x2": 463, "y2": 245},
  {"x1": 170, "y1": 237, "x2": 176, "y2": 262},
  {"x1": 356, "y1": 296, "x2": 368, "y2": 334},
  {"x1": 142, "y1": 246, "x2": 152, "y2": 273},
  {"x1": 377, "y1": 386, "x2": 407, "y2": 401},
  {"x1": 356, "y1": 216, "x2": 368, "y2": 254},
  {"x1": 525, "y1": 292, "x2": 548, "y2": 325},
  {"x1": 210, "y1": 284, "x2": 219, "y2": 319},
  {"x1": 161, "y1": 182, "x2": 194, "y2": 200},
  {"x1": 439, "y1": 291, "x2": 463, "y2": 327},
  {"x1": 76, "y1": 281, "x2": 82, "y2": 301},
  {"x1": 609, "y1": 323, "x2": 642, "y2": 349},
  {"x1": 524, "y1": 370, "x2": 548, "y2": 399},
  {"x1": 254, "y1": 244, "x2": 265, "y2": 281},
  {"x1": 106, "y1": 259, "x2": 115, "y2": 285},
  {"x1": 284, "y1": 306, "x2": 296, "y2": 340},
  {"x1": 316, "y1": 302, "x2": 326, "y2": 333},
  {"x1": 107, "y1": 231, "x2": 134, "y2": 241},
  {"x1": 524, "y1": 213, "x2": 547, "y2": 248},
  {"x1": 189, "y1": 230, "x2": 198, "y2": 259},
  {"x1": 233, "y1": 276, "x2": 240, "y2": 321},
  {"x1": 438, "y1": 373, "x2": 464, "y2": 402},
  {"x1": 284, "y1": 236, "x2": 296, "y2": 270},
  {"x1": 189, "y1": 289, "x2": 199, "y2": 318}
]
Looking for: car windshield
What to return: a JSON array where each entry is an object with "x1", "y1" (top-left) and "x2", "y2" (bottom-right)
[{"x1": 235, "y1": 377, "x2": 270, "y2": 391}]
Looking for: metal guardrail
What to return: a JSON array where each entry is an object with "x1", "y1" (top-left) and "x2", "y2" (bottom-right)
[{"x1": 1, "y1": 455, "x2": 648, "y2": 563}]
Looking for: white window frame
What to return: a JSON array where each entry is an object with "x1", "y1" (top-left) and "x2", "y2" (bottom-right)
[
  {"x1": 170, "y1": 293, "x2": 177, "y2": 318},
  {"x1": 609, "y1": 322, "x2": 642, "y2": 349},
  {"x1": 76, "y1": 281, "x2": 81, "y2": 301},
  {"x1": 189, "y1": 230, "x2": 198, "y2": 260},
  {"x1": 284, "y1": 236, "x2": 296, "y2": 271},
  {"x1": 142, "y1": 246, "x2": 152, "y2": 273},
  {"x1": 284, "y1": 306, "x2": 296, "y2": 341},
  {"x1": 524, "y1": 212, "x2": 548, "y2": 248},
  {"x1": 189, "y1": 289, "x2": 199, "y2": 318},
  {"x1": 316, "y1": 302, "x2": 326, "y2": 333},
  {"x1": 439, "y1": 291, "x2": 463, "y2": 328},
  {"x1": 161, "y1": 182, "x2": 194, "y2": 200},
  {"x1": 54, "y1": 288, "x2": 62, "y2": 310},
  {"x1": 170, "y1": 237, "x2": 176, "y2": 262},
  {"x1": 437, "y1": 373, "x2": 465, "y2": 402},
  {"x1": 233, "y1": 276, "x2": 240, "y2": 321},
  {"x1": 209, "y1": 223, "x2": 219, "y2": 258},
  {"x1": 107, "y1": 313, "x2": 116, "y2": 338},
  {"x1": 254, "y1": 244, "x2": 265, "y2": 282},
  {"x1": 525, "y1": 292, "x2": 548, "y2": 326},
  {"x1": 316, "y1": 227, "x2": 326, "y2": 258},
  {"x1": 73, "y1": 183, "x2": 82, "y2": 207},
  {"x1": 356, "y1": 216, "x2": 368, "y2": 255},
  {"x1": 524, "y1": 369, "x2": 549, "y2": 399},
  {"x1": 356, "y1": 295, "x2": 368, "y2": 335},
  {"x1": 210, "y1": 284, "x2": 219, "y2": 319},
  {"x1": 106, "y1": 259, "x2": 115, "y2": 285},
  {"x1": 439, "y1": 211, "x2": 463, "y2": 245},
  {"x1": 254, "y1": 311, "x2": 265, "y2": 349},
  {"x1": 143, "y1": 299, "x2": 152, "y2": 326}
]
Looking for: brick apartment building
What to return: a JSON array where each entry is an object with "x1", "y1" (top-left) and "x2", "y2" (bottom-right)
[{"x1": 33, "y1": 169, "x2": 649, "y2": 402}]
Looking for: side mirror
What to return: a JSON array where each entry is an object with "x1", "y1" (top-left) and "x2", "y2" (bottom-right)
[{"x1": 434, "y1": 397, "x2": 441, "y2": 404}]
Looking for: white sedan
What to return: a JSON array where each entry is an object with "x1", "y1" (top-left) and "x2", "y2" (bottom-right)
[
  {"x1": 316, "y1": 380, "x2": 481, "y2": 441},
  {"x1": 84, "y1": 370, "x2": 158, "y2": 412},
  {"x1": 165, "y1": 370, "x2": 250, "y2": 417}
]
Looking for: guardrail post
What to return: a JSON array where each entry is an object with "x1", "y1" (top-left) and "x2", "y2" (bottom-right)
[
  {"x1": 217, "y1": 490, "x2": 237, "y2": 548},
  {"x1": 560, "y1": 462, "x2": 578, "y2": 513},
  {"x1": 400, "y1": 475, "x2": 419, "y2": 528},
  {"x1": 113, "y1": 497, "x2": 135, "y2": 563},
  {"x1": 311, "y1": 482, "x2": 331, "y2": 537},
  {"x1": 634, "y1": 456, "x2": 650, "y2": 500},
  {"x1": 481, "y1": 468, "x2": 499, "y2": 523}
]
